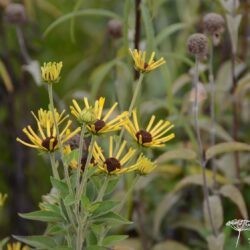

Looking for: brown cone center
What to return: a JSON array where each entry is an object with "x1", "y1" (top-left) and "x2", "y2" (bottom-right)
[
  {"x1": 105, "y1": 157, "x2": 121, "y2": 173},
  {"x1": 42, "y1": 136, "x2": 58, "y2": 151},
  {"x1": 94, "y1": 119, "x2": 106, "y2": 132},
  {"x1": 136, "y1": 130, "x2": 152, "y2": 144}
]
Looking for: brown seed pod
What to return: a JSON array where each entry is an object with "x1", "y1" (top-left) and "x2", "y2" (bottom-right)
[
  {"x1": 4, "y1": 3, "x2": 27, "y2": 24},
  {"x1": 187, "y1": 33, "x2": 208, "y2": 60},
  {"x1": 203, "y1": 13, "x2": 225, "y2": 45},
  {"x1": 107, "y1": 19, "x2": 122, "y2": 39}
]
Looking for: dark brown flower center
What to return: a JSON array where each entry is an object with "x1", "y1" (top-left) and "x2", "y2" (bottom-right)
[
  {"x1": 42, "y1": 136, "x2": 58, "y2": 151},
  {"x1": 94, "y1": 119, "x2": 106, "y2": 132},
  {"x1": 105, "y1": 157, "x2": 121, "y2": 173},
  {"x1": 136, "y1": 130, "x2": 152, "y2": 144},
  {"x1": 144, "y1": 62, "x2": 148, "y2": 69}
]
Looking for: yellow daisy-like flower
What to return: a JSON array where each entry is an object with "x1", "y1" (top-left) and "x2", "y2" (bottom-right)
[
  {"x1": 136, "y1": 154, "x2": 156, "y2": 175},
  {"x1": 7, "y1": 242, "x2": 30, "y2": 250},
  {"x1": 0, "y1": 193, "x2": 7, "y2": 207},
  {"x1": 70, "y1": 97, "x2": 128, "y2": 135},
  {"x1": 16, "y1": 109, "x2": 80, "y2": 152},
  {"x1": 129, "y1": 49, "x2": 166, "y2": 73},
  {"x1": 92, "y1": 137, "x2": 138, "y2": 175},
  {"x1": 41, "y1": 61, "x2": 63, "y2": 83},
  {"x1": 125, "y1": 110, "x2": 175, "y2": 147}
]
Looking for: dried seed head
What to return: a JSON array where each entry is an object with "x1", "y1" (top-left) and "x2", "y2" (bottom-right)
[
  {"x1": 107, "y1": 19, "x2": 122, "y2": 39},
  {"x1": 203, "y1": 13, "x2": 225, "y2": 45},
  {"x1": 4, "y1": 3, "x2": 27, "y2": 24},
  {"x1": 203, "y1": 13, "x2": 225, "y2": 35},
  {"x1": 187, "y1": 33, "x2": 208, "y2": 60}
]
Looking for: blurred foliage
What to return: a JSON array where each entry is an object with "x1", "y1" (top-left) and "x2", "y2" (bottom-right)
[{"x1": 0, "y1": 0, "x2": 249, "y2": 249}]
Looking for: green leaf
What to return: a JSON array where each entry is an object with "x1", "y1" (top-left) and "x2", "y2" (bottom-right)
[
  {"x1": 93, "y1": 211, "x2": 132, "y2": 225},
  {"x1": 103, "y1": 235, "x2": 128, "y2": 247},
  {"x1": 207, "y1": 233, "x2": 225, "y2": 250},
  {"x1": 13, "y1": 235, "x2": 56, "y2": 248},
  {"x1": 0, "y1": 237, "x2": 9, "y2": 248},
  {"x1": 92, "y1": 201, "x2": 118, "y2": 216},
  {"x1": 87, "y1": 246, "x2": 104, "y2": 250},
  {"x1": 63, "y1": 193, "x2": 75, "y2": 206},
  {"x1": 46, "y1": 224, "x2": 67, "y2": 235},
  {"x1": 62, "y1": 148, "x2": 79, "y2": 166},
  {"x1": 141, "y1": 2, "x2": 155, "y2": 52},
  {"x1": 219, "y1": 184, "x2": 248, "y2": 219},
  {"x1": 156, "y1": 23, "x2": 188, "y2": 46},
  {"x1": 19, "y1": 210, "x2": 63, "y2": 222},
  {"x1": 206, "y1": 142, "x2": 250, "y2": 160},
  {"x1": 156, "y1": 148, "x2": 197, "y2": 163},
  {"x1": 90, "y1": 59, "x2": 117, "y2": 100},
  {"x1": 0, "y1": 59, "x2": 13, "y2": 92},
  {"x1": 203, "y1": 195, "x2": 223, "y2": 232},
  {"x1": 50, "y1": 177, "x2": 68, "y2": 197},
  {"x1": 153, "y1": 240, "x2": 190, "y2": 250},
  {"x1": 44, "y1": 9, "x2": 121, "y2": 37}
]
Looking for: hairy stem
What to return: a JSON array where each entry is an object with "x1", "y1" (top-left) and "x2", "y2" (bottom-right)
[{"x1": 48, "y1": 84, "x2": 72, "y2": 193}]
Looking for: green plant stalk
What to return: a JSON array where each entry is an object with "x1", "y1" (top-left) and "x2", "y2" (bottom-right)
[
  {"x1": 48, "y1": 84, "x2": 73, "y2": 194},
  {"x1": 75, "y1": 124, "x2": 86, "y2": 193},
  {"x1": 115, "y1": 73, "x2": 144, "y2": 153},
  {"x1": 49, "y1": 151, "x2": 75, "y2": 247},
  {"x1": 75, "y1": 136, "x2": 95, "y2": 250},
  {"x1": 78, "y1": 174, "x2": 109, "y2": 248},
  {"x1": 96, "y1": 175, "x2": 109, "y2": 202},
  {"x1": 49, "y1": 152, "x2": 60, "y2": 179},
  {"x1": 76, "y1": 135, "x2": 95, "y2": 202},
  {"x1": 193, "y1": 56, "x2": 217, "y2": 236},
  {"x1": 98, "y1": 174, "x2": 140, "y2": 246},
  {"x1": 208, "y1": 39, "x2": 217, "y2": 187}
]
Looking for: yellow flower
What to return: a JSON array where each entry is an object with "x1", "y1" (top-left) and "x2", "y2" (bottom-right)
[
  {"x1": 125, "y1": 110, "x2": 175, "y2": 147},
  {"x1": 136, "y1": 155, "x2": 156, "y2": 175},
  {"x1": 92, "y1": 137, "x2": 138, "y2": 175},
  {"x1": 129, "y1": 49, "x2": 166, "y2": 73},
  {"x1": 70, "y1": 97, "x2": 128, "y2": 135},
  {"x1": 16, "y1": 109, "x2": 80, "y2": 152},
  {"x1": 41, "y1": 61, "x2": 63, "y2": 83},
  {"x1": 0, "y1": 193, "x2": 7, "y2": 207},
  {"x1": 7, "y1": 242, "x2": 30, "y2": 250}
]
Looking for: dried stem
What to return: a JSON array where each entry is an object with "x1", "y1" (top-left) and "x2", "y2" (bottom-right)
[
  {"x1": 208, "y1": 39, "x2": 217, "y2": 187},
  {"x1": 193, "y1": 56, "x2": 217, "y2": 236}
]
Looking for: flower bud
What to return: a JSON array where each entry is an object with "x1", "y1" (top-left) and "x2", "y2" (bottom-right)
[
  {"x1": 107, "y1": 19, "x2": 122, "y2": 39},
  {"x1": 4, "y1": 3, "x2": 27, "y2": 24},
  {"x1": 187, "y1": 33, "x2": 208, "y2": 60},
  {"x1": 77, "y1": 107, "x2": 97, "y2": 125}
]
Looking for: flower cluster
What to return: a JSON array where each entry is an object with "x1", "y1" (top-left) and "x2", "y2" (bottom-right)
[{"x1": 17, "y1": 54, "x2": 174, "y2": 177}]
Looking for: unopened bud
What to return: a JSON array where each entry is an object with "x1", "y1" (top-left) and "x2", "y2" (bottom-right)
[{"x1": 78, "y1": 107, "x2": 96, "y2": 124}]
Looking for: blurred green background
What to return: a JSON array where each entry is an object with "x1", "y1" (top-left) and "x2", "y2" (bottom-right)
[{"x1": 0, "y1": 0, "x2": 249, "y2": 249}]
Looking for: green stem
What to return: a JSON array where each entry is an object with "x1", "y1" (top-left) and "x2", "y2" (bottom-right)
[
  {"x1": 115, "y1": 73, "x2": 144, "y2": 153},
  {"x1": 49, "y1": 152, "x2": 60, "y2": 179},
  {"x1": 76, "y1": 124, "x2": 86, "y2": 191},
  {"x1": 48, "y1": 84, "x2": 73, "y2": 194},
  {"x1": 193, "y1": 56, "x2": 217, "y2": 236},
  {"x1": 96, "y1": 175, "x2": 109, "y2": 202},
  {"x1": 77, "y1": 135, "x2": 95, "y2": 201}
]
